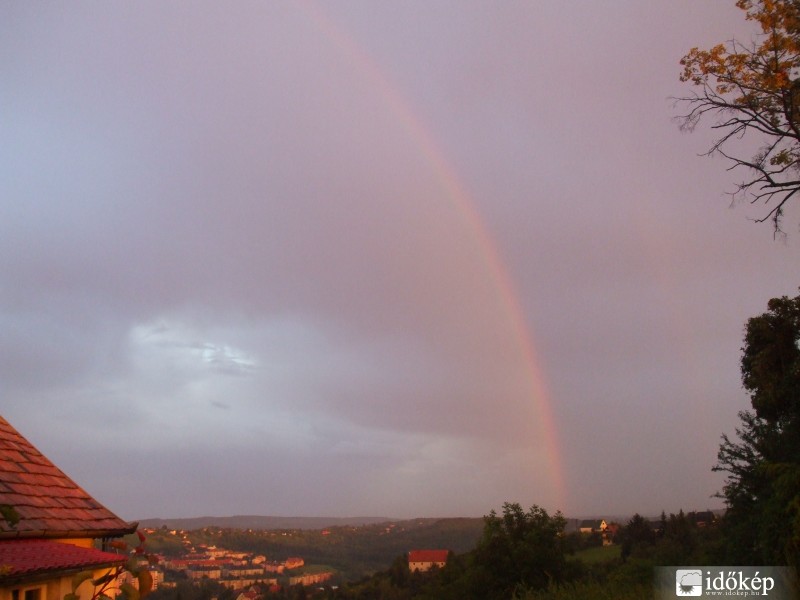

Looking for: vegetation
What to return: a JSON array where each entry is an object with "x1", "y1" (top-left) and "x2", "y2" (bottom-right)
[
  {"x1": 137, "y1": 518, "x2": 482, "y2": 582},
  {"x1": 70, "y1": 532, "x2": 156, "y2": 600},
  {"x1": 148, "y1": 579, "x2": 233, "y2": 600},
  {"x1": 572, "y1": 545, "x2": 620, "y2": 564},
  {"x1": 0, "y1": 504, "x2": 19, "y2": 528},
  {"x1": 325, "y1": 508, "x2": 723, "y2": 600},
  {"x1": 468, "y1": 504, "x2": 568, "y2": 599},
  {"x1": 676, "y1": 0, "x2": 800, "y2": 231},
  {"x1": 517, "y1": 580, "x2": 653, "y2": 600},
  {"x1": 713, "y1": 291, "x2": 800, "y2": 567}
]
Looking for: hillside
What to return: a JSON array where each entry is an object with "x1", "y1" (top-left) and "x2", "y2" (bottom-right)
[
  {"x1": 139, "y1": 517, "x2": 485, "y2": 580},
  {"x1": 138, "y1": 515, "x2": 393, "y2": 530}
]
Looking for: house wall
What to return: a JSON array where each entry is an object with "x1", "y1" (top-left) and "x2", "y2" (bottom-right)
[
  {"x1": 53, "y1": 539, "x2": 94, "y2": 549},
  {"x1": 408, "y1": 561, "x2": 445, "y2": 572},
  {"x1": 0, "y1": 567, "x2": 117, "y2": 600},
  {"x1": 288, "y1": 572, "x2": 332, "y2": 586}
]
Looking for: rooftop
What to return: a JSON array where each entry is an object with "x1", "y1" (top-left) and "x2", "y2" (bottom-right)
[
  {"x1": 0, "y1": 416, "x2": 136, "y2": 539},
  {"x1": 0, "y1": 539, "x2": 126, "y2": 584},
  {"x1": 408, "y1": 550, "x2": 449, "y2": 563}
]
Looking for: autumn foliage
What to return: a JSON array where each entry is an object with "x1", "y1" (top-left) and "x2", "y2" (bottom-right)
[
  {"x1": 677, "y1": 0, "x2": 800, "y2": 230},
  {"x1": 68, "y1": 531, "x2": 157, "y2": 600}
]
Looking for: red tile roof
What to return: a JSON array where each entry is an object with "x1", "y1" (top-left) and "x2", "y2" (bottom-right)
[
  {"x1": 0, "y1": 416, "x2": 136, "y2": 539},
  {"x1": 167, "y1": 559, "x2": 232, "y2": 569},
  {"x1": 0, "y1": 539, "x2": 126, "y2": 583},
  {"x1": 408, "y1": 549, "x2": 449, "y2": 563}
]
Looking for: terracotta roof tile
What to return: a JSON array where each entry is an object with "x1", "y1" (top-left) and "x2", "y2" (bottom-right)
[
  {"x1": 22, "y1": 495, "x2": 49, "y2": 509},
  {"x1": 1, "y1": 462, "x2": 25, "y2": 474},
  {"x1": 9, "y1": 484, "x2": 41, "y2": 497},
  {"x1": 27, "y1": 454, "x2": 52, "y2": 466},
  {"x1": 408, "y1": 550, "x2": 449, "y2": 563},
  {"x1": 23, "y1": 462, "x2": 63, "y2": 477},
  {"x1": 0, "y1": 450, "x2": 26, "y2": 464},
  {"x1": 2, "y1": 493, "x2": 28, "y2": 507},
  {"x1": 0, "y1": 416, "x2": 135, "y2": 539},
  {"x1": 61, "y1": 497, "x2": 87, "y2": 509},
  {"x1": 0, "y1": 539, "x2": 126, "y2": 582}
]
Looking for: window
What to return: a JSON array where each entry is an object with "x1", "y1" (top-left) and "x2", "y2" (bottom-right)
[{"x1": 11, "y1": 588, "x2": 41, "y2": 600}]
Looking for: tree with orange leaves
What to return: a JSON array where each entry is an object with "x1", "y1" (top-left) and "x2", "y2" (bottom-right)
[
  {"x1": 677, "y1": 0, "x2": 800, "y2": 232},
  {"x1": 66, "y1": 531, "x2": 156, "y2": 600}
]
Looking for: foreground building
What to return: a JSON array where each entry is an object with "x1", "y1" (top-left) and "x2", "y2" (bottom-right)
[{"x1": 0, "y1": 416, "x2": 137, "y2": 600}]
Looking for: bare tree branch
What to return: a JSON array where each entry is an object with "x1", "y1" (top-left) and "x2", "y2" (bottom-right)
[{"x1": 675, "y1": 1, "x2": 800, "y2": 233}]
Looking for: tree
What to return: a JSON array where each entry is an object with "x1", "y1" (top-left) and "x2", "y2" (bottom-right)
[
  {"x1": 618, "y1": 514, "x2": 655, "y2": 562},
  {"x1": 67, "y1": 531, "x2": 156, "y2": 600},
  {"x1": 654, "y1": 510, "x2": 698, "y2": 565},
  {"x1": 714, "y1": 291, "x2": 800, "y2": 566},
  {"x1": 676, "y1": 0, "x2": 800, "y2": 232},
  {"x1": 0, "y1": 504, "x2": 18, "y2": 528},
  {"x1": 469, "y1": 503, "x2": 567, "y2": 599}
]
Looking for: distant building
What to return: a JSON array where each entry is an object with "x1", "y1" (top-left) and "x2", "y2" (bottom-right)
[
  {"x1": 647, "y1": 518, "x2": 664, "y2": 534},
  {"x1": 224, "y1": 567, "x2": 264, "y2": 578},
  {"x1": 288, "y1": 572, "x2": 333, "y2": 586},
  {"x1": 408, "y1": 550, "x2": 449, "y2": 572},
  {"x1": 187, "y1": 567, "x2": 222, "y2": 580},
  {"x1": 284, "y1": 557, "x2": 304, "y2": 570},
  {"x1": 219, "y1": 578, "x2": 271, "y2": 590},
  {"x1": 167, "y1": 558, "x2": 232, "y2": 573},
  {"x1": 118, "y1": 568, "x2": 164, "y2": 591},
  {"x1": 234, "y1": 588, "x2": 262, "y2": 600},
  {"x1": 603, "y1": 522, "x2": 620, "y2": 545},
  {"x1": 263, "y1": 562, "x2": 285, "y2": 574},
  {"x1": 578, "y1": 519, "x2": 607, "y2": 534},
  {"x1": 688, "y1": 511, "x2": 716, "y2": 528}
]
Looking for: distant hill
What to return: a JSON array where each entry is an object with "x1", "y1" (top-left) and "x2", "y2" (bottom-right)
[{"x1": 137, "y1": 515, "x2": 394, "y2": 530}]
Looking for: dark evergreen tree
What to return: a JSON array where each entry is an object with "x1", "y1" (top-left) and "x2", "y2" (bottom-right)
[
  {"x1": 619, "y1": 514, "x2": 655, "y2": 561},
  {"x1": 715, "y1": 291, "x2": 800, "y2": 566}
]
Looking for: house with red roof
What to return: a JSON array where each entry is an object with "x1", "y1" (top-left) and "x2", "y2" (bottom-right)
[
  {"x1": 407, "y1": 549, "x2": 449, "y2": 572},
  {"x1": 0, "y1": 416, "x2": 137, "y2": 600}
]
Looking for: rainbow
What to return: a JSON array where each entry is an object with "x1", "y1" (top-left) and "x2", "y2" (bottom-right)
[{"x1": 299, "y1": 2, "x2": 567, "y2": 511}]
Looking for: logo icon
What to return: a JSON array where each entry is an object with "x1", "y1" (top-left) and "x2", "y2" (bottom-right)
[{"x1": 675, "y1": 569, "x2": 703, "y2": 596}]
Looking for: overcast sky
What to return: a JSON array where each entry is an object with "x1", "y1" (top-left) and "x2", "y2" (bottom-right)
[{"x1": 2, "y1": 1, "x2": 797, "y2": 521}]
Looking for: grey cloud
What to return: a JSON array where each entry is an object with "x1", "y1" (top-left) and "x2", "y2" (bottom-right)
[{"x1": 1, "y1": 1, "x2": 796, "y2": 519}]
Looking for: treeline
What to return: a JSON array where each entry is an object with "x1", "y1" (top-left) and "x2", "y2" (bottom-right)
[
  {"x1": 142, "y1": 504, "x2": 746, "y2": 600},
  {"x1": 323, "y1": 504, "x2": 726, "y2": 600}
]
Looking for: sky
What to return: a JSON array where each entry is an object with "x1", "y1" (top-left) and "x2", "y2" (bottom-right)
[{"x1": 1, "y1": 1, "x2": 797, "y2": 521}]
